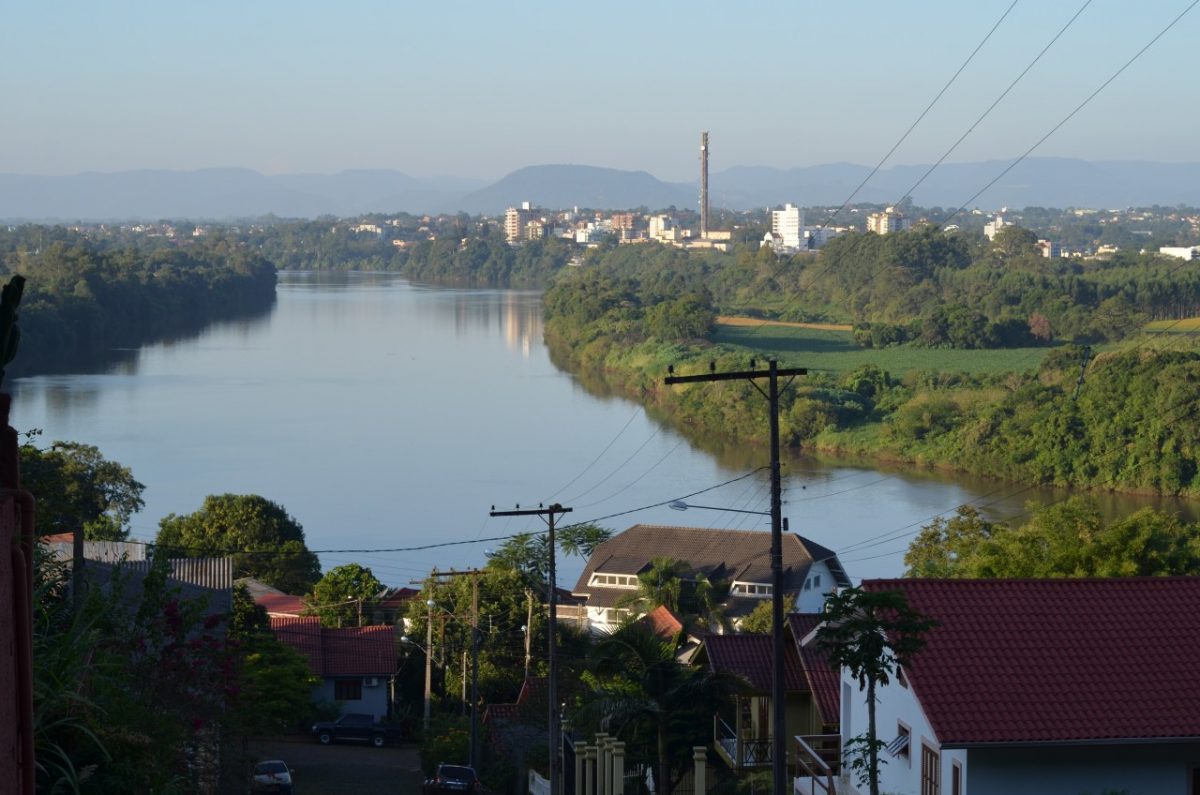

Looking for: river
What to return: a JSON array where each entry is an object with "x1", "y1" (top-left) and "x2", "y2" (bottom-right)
[{"x1": 10, "y1": 271, "x2": 1195, "y2": 587}]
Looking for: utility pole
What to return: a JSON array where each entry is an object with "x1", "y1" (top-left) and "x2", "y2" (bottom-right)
[
  {"x1": 666, "y1": 359, "x2": 804, "y2": 795},
  {"x1": 524, "y1": 589, "x2": 534, "y2": 678},
  {"x1": 490, "y1": 503, "x2": 573, "y2": 795},
  {"x1": 417, "y1": 568, "x2": 484, "y2": 770}
]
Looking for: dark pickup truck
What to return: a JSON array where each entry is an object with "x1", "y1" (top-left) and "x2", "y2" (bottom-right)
[{"x1": 311, "y1": 713, "x2": 404, "y2": 748}]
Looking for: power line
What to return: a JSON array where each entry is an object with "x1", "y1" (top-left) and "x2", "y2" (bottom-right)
[
  {"x1": 545, "y1": 407, "x2": 641, "y2": 501},
  {"x1": 816, "y1": 0, "x2": 1020, "y2": 230},
  {"x1": 942, "y1": 0, "x2": 1200, "y2": 225},
  {"x1": 893, "y1": 0, "x2": 1093, "y2": 208}
]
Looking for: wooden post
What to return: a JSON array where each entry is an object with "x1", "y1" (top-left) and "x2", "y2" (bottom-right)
[
  {"x1": 611, "y1": 742, "x2": 625, "y2": 795},
  {"x1": 693, "y1": 747, "x2": 707, "y2": 795},
  {"x1": 574, "y1": 741, "x2": 586, "y2": 795},
  {"x1": 595, "y1": 733, "x2": 609, "y2": 795}
]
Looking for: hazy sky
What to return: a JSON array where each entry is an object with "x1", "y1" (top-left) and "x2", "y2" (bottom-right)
[{"x1": 3, "y1": 0, "x2": 1196, "y2": 181}]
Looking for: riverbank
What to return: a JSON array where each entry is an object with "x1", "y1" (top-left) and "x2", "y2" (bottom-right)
[{"x1": 545, "y1": 325, "x2": 1200, "y2": 499}]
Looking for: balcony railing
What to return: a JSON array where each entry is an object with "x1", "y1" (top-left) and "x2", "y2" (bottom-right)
[
  {"x1": 714, "y1": 717, "x2": 772, "y2": 769},
  {"x1": 792, "y1": 734, "x2": 840, "y2": 795}
]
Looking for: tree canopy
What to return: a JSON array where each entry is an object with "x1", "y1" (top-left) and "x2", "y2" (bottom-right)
[
  {"x1": 905, "y1": 500, "x2": 1200, "y2": 578},
  {"x1": 155, "y1": 494, "x2": 321, "y2": 593},
  {"x1": 578, "y1": 620, "x2": 733, "y2": 795},
  {"x1": 20, "y1": 440, "x2": 145, "y2": 540},
  {"x1": 309, "y1": 563, "x2": 383, "y2": 627}
]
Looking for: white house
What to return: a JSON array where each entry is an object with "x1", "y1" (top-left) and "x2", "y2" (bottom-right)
[
  {"x1": 570, "y1": 524, "x2": 851, "y2": 634},
  {"x1": 836, "y1": 578, "x2": 1200, "y2": 795}
]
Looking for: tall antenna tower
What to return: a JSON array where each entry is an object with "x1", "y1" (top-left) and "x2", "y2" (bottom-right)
[{"x1": 699, "y1": 131, "x2": 709, "y2": 239}]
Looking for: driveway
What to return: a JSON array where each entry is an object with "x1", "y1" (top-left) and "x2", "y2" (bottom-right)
[{"x1": 247, "y1": 736, "x2": 424, "y2": 795}]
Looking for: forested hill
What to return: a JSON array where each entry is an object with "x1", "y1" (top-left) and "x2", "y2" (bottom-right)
[{"x1": 0, "y1": 229, "x2": 277, "y2": 376}]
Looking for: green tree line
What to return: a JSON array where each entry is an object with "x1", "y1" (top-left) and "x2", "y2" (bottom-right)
[{"x1": 0, "y1": 233, "x2": 277, "y2": 374}]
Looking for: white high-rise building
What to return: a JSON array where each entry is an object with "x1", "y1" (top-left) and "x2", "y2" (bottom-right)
[
  {"x1": 867, "y1": 207, "x2": 912, "y2": 235},
  {"x1": 771, "y1": 204, "x2": 804, "y2": 250}
]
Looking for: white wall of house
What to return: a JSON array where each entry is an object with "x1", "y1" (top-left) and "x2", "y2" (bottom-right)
[
  {"x1": 795, "y1": 560, "x2": 837, "y2": 614},
  {"x1": 312, "y1": 676, "x2": 390, "y2": 720},
  {"x1": 966, "y1": 744, "x2": 1200, "y2": 795},
  {"x1": 840, "y1": 669, "x2": 965, "y2": 795}
]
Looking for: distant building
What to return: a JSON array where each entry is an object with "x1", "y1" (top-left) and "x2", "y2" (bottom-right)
[
  {"x1": 648, "y1": 214, "x2": 675, "y2": 240},
  {"x1": 867, "y1": 207, "x2": 912, "y2": 235},
  {"x1": 610, "y1": 212, "x2": 635, "y2": 231},
  {"x1": 350, "y1": 223, "x2": 383, "y2": 236},
  {"x1": 505, "y1": 202, "x2": 535, "y2": 244},
  {"x1": 1038, "y1": 239, "x2": 1062, "y2": 258},
  {"x1": 772, "y1": 204, "x2": 805, "y2": 249},
  {"x1": 983, "y1": 213, "x2": 1012, "y2": 241},
  {"x1": 1160, "y1": 246, "x2": 1200, "y2": 261}
]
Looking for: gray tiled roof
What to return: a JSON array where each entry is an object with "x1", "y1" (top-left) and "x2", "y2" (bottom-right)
[{"x1": 572, "y1": 524, "x2": 831, "y2": 606}]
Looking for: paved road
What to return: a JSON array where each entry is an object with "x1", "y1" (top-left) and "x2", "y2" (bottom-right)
[{"x1": 248, "y1": 737, "x2": 425, "y2": 795}]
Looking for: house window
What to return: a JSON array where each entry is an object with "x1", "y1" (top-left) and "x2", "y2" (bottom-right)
[
  {"x1": 589, "y1": 573, "x2": 636, "y2": 588},
  {"x1": 334, "y1": 678, "x2": 363, "y2": 701},
  {"x1": 951, "y1": 761, "x2": 962, "y2": 795},
  {"x1": 732, "y1": 582, "x2": 772, "y2": 597},
  {"x1": 812, "y1": 574, "x2": 821, "y2": 588},
  {"x1": 921, "y1": 744, "x2": 940, "y2": 795},
  {"x1": 887, "y1": 723, "x2": 911, "y2": 762},
  {"x1": 803, "y1": 578, "x2": 811, "y2": 591},
  {"x1": 898, "y1": 667, "x2": 909, "y2": 689}
]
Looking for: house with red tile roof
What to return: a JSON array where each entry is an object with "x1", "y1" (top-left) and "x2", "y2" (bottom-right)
[
  {"x1": 698, "y1": 613, "x2": 841, "y2": 782},
  {"x1": 832, "y1": 578, "x2": 1200, "y2": 795},
  {"x1": 571, "y1": 525, "x2": 850, "y2": 634},
  {"x1": 270, "y1": 616, "x2": 397, "y2": 720}
]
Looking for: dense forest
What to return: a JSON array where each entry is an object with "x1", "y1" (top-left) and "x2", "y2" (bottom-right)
[{"x1": 0, "y1": 227, "x2": 277, "y2": 374}]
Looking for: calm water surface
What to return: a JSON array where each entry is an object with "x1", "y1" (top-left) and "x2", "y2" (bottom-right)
[{"x1": 11, "y1": 272, "x2": 1195, "y2": 587}]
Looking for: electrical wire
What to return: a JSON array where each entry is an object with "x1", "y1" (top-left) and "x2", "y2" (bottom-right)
[
  {"x1": 892, "y1": 0, "x2": 1093, "y2": 208},
  {"x1": 816, "y1": 0, "x2": 1021, "y2": 230},
  {"x1": 941, "y1": 0, "x2": 1200, "y2": 226}
]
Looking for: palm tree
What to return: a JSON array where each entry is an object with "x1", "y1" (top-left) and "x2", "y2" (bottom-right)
[
  {"x1": 620, "y1": 557, "x2": 688, "y2": 614},
  {"x1": 579, "y1": 621, "x2": 733, "y2": 795}
]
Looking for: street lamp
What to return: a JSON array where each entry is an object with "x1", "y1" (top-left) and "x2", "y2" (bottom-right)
[{"x1": 668, "y1": 500, "x2": 770, "y2": 516}]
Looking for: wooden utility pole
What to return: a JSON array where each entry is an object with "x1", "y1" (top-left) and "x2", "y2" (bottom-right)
[
  {"x1": 666, "y1": 359, "x2": 805, "y2": 795},
  {"x1": 490, "y1": 503, "x2": 573, "y2": 795}
]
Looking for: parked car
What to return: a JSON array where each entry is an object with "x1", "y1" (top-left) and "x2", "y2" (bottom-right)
[
  {"x1": 250, "y1": 759, "x2": 294, "y2": 794},
  {"x1": 310, "y1": 713, "x2": 405, "y2": 747},
  {"x1": 426, "y1": 764, "x2": 480, "y2": 794}
]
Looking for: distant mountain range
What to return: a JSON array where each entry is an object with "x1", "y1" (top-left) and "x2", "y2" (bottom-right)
[{"x1": 3, "y1": 158, "x2": 1199, "y2": 221}]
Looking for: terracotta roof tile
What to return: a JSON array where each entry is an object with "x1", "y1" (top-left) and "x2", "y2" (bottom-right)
[
  {"x1": 269, "y1": 618, "x2": 395, "y2": 678},
  {"x1": 864, "y1": 578, "x2": 1200, "y2": 745},
  {"x1": 639, "y1": 605, "x2": 685, "y2": 639},
  {"x1": 270, "y1": 616, "x2": 323, "y2": 675},
  {"x1": 704, "y1": 633, "x2": 807, "y2": 693},
  {"x1": 788, "y1": 613, "x2": 840, "y2": 727},
  {"x1": 321, "y1": 625, "x2": 396, "y2": 677},
  {"x1": 257, "y1": 593, "x2": 306, "y2": 616}
]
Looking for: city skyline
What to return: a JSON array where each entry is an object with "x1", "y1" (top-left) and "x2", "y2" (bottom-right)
[{"x1": 3, "y1": 0, "x2": 1197, "y2": 182}]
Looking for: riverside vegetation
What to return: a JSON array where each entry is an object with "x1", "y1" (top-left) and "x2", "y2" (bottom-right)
[
  {"x1": 0, "y1": 226, "x2": 277, "y2": 375},
  {"x1": 541, "y1": 229, "x2": 1200, "y2": 496}
]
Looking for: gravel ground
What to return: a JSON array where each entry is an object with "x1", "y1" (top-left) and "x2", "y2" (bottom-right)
[{"x1": 247, "y1": 736, "x2": 425, "y2": 795}]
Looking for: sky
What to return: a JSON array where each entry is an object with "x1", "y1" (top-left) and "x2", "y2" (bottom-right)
[{"x1": 2, "y1": 0, "x2": 1197, "y2": 182}]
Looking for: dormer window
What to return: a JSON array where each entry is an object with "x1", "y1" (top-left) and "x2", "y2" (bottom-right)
[
  {"x1": 731, "y1": 582, "x2": 772, "y2": 597},
  {"x1": 588, "y1": 573, "x2": 638, "y2": 588}
]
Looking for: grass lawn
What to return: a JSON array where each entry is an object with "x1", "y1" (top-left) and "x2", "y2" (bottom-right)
[{"x1": 712, "y1": 322, "x2": 1054, "y2": 375}]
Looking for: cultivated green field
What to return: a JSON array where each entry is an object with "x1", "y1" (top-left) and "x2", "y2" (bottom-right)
[
  {"x1": 1145, "y1": 317, "x2": 1200, "y2": 333},
  {"x1": 712, "y1": 323, "x2": 1054, "y2": 375}
]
